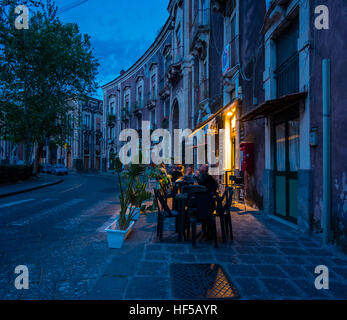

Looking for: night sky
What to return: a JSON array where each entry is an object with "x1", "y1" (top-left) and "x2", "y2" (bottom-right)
[{"x1": 57, "y1": 0, "x2": 169, "y2": 99}]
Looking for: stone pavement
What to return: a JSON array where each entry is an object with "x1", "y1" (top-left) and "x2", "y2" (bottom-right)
[
  {"x1": 87, "y1": 206, "x2": 347, "y2": 300},
  {"x1": 0, "y1": 174, "x2": 63, "y2": 198}
]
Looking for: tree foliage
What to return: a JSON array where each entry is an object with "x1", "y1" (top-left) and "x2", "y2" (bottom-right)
[{"x1": 0, "y1": 0, "x2": 99, "y2": 168}]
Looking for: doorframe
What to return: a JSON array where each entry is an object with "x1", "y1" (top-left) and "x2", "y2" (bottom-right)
[{"x1": 273, "y1": 106, "x2": 300, "y2": 224}]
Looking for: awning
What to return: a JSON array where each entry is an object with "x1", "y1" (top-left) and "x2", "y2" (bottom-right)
[
  {"x1": 240, "y1": 92, "x2": 307, "y2": 122},
  {"x1": 189, "y1": 99, "x2": 240, "y2": 138}
]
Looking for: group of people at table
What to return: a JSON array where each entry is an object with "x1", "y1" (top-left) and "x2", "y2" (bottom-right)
[
  {"x1": 154, "y1": 163, "x2": 233, "y2": 246},
  {"x1": 159, "y1": 163, "x2": 219, "y2": 196}
]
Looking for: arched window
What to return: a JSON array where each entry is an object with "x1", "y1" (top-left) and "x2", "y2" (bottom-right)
[{"x1": 124, "y1": 88, "x2": 131, "y2": 112}]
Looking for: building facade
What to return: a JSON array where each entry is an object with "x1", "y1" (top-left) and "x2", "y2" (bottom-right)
[
  {"x1": 56, "y1": 97, "x2": 104, "y2": 172},
  {"x1": 102, "y1": 0, "x2": 347, "y2": 248},
  {"x1": 0, "y1": 96, "x2": 103, "y2": 173}
]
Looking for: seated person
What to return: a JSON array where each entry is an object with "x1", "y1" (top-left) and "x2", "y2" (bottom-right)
[
  {"x1": 183, "y1": 166, "x2": 195, "y2": 183},
  {"x1": 197, "y1": 164, "x2": 218, "y2": 196},
  {"x1": 170, "y1": 164, "x2": 184, "y2": 182}
]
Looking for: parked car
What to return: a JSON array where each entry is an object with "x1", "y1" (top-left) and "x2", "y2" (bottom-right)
[
  {"x1": 52, "y1": 164, "x2": 68, "y2": 175},
  {"x1": 41, "y1": 164, "x2": 53, "y2": 174}
]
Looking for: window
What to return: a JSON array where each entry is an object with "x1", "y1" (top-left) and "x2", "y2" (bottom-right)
[
  {"x1": 110, "y1": 102, "x2": 115, "y2": 115},
  {"x1": 275, "y1": 17, "x2": 299, "y2": 97},
  {"x1": 137, "y1": 85, "x2": 143, "y2": 107},
  {"x1": 175, "y1": 25, "x2": 181, "y2": 58},
  {"x1": 151, "y1": 74, "x2": 157, "y2": 100},
  {"x1": 83, "y1": 114, "x2": 90, "y2": 128},
  {"x1": 200, "y1": 0, "x2": 208, "y2": 25},
  {"x1": 125, "y1": 94, "x2": 130, "y2": 111}
]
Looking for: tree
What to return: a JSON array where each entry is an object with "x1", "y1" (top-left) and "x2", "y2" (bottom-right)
[{"x1": 0, "y1": 0, "x2": 99, "y2": 173}]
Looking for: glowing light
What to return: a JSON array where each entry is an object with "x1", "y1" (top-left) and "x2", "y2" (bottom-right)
[{"x1": 232, "y1": 116, "x2": 236, "y2": 129}]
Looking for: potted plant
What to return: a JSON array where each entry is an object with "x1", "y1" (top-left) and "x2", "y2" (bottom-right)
[
  {"x1": 105, "y1": 157, "x2": 150, "y2": 248},
  {"x1": 128, "y1": 177, "x2": 152, "y2": 221}
]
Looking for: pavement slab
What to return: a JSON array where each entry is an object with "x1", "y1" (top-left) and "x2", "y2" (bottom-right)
[{"x1": 1, "y1": 176, "x2": 347, "y2": 300}]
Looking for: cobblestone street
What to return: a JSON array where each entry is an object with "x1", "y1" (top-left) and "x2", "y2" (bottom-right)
[
  {"x1": 0, "y1": 173, "x2": 346, "y2": 299},
  {"x1": 88, "y1": 206, "x2": 347, "y2": 300}
]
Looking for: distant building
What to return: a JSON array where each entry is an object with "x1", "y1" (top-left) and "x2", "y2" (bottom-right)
[
  {"x1": 0, "y1": 96, "x2": 103, "y2": 173},
  {"x1": 55, "y1": 97, "x2": 104, "y2": 172}
]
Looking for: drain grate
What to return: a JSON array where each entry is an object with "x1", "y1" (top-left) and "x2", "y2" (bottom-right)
[{"x1": 170, "y1": 263, "x2": 240, "y2": 299}]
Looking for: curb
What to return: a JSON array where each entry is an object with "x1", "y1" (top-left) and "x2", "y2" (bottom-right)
[{"x1": 0, "y1": 179, "x2": 64, "y2": 199}]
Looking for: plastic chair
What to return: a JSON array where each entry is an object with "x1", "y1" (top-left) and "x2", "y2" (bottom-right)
[
  {"x1": 214, "y1": 187, "x2": 234, "y2": 241},
  {"x1": 186, "y1": 191, "x2": 218, "y2": 248},
  {"x1": 154, "y1": 189, "x2": 180, "y2": 241}
]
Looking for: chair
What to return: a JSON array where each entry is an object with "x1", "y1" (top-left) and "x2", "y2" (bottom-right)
[
  {"x1": 154, "y1": 189, "x2": 180, "y2": 241},
  {"x1": 230, "y1": 174, "x2": 246, "y2": 212},
  {"x1": 214, "y1": 187, "x2": 234, "y2": 241},
  {"x1": 186, "y1": 191, "x2": 218, "y2": 248}
]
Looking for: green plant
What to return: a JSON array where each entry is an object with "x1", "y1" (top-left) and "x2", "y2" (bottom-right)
[{"x1": 114, "y1": 157, "x2": 151, "y2": 230}]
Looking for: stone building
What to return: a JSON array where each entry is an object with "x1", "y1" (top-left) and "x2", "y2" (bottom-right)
[
  {"x1": 102, "y1": 0, "x2": 347, "y2": 247},
  {"x1": 56, "y1": 97, "x2": 103, "y2": 172}
]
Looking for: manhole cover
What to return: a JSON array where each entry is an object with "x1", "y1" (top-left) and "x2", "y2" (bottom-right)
[{"x1": 170, "y1": 263, "x2": 240, "y2": 299}]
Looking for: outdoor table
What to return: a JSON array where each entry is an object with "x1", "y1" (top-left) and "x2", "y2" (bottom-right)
[{"x1": 175, "y1": 193, "x2": 189, "y2": 242}]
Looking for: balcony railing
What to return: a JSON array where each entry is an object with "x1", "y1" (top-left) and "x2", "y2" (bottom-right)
[{"x1": 274, "y1": 52, "x2": 299, "y2": 98}]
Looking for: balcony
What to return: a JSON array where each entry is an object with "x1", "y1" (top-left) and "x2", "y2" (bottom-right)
[
  {"x1": 167, "y1": 61, "x2": 182, "y2": 86},
  {"x1": 121, "y1": 107, "x2": 131, "y2": 120},
  {"x1": 146, "y1": 97, "x2": 157, "y2": 110},
  {"x1": 132, "y1": 102, "x2": 143, "y2": 116},
  {"x1": 107, "y1": 114, "x2": 116, "y2": 127},
  {"x1": 274, "y1": 52, "x2": 299, "y2": 98},
  {"x1": 159, "y1": 83, "x2": 170, "y2": 100}
]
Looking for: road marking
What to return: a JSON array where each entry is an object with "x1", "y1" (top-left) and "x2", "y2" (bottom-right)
[
  {"x1": 0, "y1": 199, "x2": 35, "y2": 208},
  {"x1": 10, "y1": 198, "x2": 84, "y2": 226},
  {"x1": 60, "y1": 184, "x2": 83, "y2": 194}
]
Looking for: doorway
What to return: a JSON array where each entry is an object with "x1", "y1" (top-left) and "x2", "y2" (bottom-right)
[
  {"x1": 95, "y1": 157, "x2": 100, "y2": 171},
  {"x1": 274, "y1": 112, "x2": 300, "y2": 223},
  {"x1": 84, "y1": 156, "x2": 89, "y2": 171}
]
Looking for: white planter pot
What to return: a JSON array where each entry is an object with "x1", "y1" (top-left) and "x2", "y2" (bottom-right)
[{"x1": 105, "y1": 218, "x2": 135, "y2": 249}]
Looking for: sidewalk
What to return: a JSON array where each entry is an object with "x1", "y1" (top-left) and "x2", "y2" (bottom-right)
[
  {"x1": 0, "y1": 174, "x2": 63, "y2": 198},
  {"x1": 88, "y1": 205, "x2": 347, "y2": 300}
]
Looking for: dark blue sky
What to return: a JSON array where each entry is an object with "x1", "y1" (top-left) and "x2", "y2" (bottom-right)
[{"x1": 57, "y1": 0, "x2": 169, "y2": 99}]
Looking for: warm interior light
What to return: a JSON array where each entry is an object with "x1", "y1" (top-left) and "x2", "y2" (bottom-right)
[
  {"x1": 227, "y1": 111, "x2": 233, "y2": 117},
  {"x1": 232, "y1": 116, "x2": 236, "y2": 128}
]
